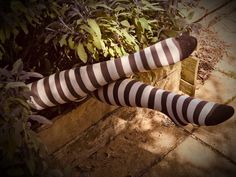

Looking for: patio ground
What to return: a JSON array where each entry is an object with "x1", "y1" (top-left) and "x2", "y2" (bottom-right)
[{"x1": 56, "y1": 1, "x2": 236, "y2": 176}]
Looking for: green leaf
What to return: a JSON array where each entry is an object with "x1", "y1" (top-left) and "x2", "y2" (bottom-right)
[
  {"x1": 92, "y1": 35, "x2": 102, "y2": 50},
  {"x1": 108, "y1": 47, "x2": 115, "y2": 57},
  {"x1": 11, "y1": 1, "x2": 27, "y2": 14},
  {"x1": 139, "y1": 18, "x2": 151, "y2": 32},
  {"x1": 12, "y1": 59, "x2": 23, "y2": 75},
  {"x1": 68, "y1": 36, "x2": 75, "y2": 49},
  {"x1": 59, "y1": 34, "x2": 67, "y2": 47},
  {"x1": 120, "y1": 20, "x2": 130, "y2": 27},
  {"x1": 121, "y1": 29, "x2": 136, "y2": 45},
  {"x1": 6, "y1": 82, "x2": 26, "y2": 89},
  {"x1": 86, "y1": 42, "x2": 95, "y2": 53},
  {"x1": 87, "y1": 19, "x2": 101, "y2": 38},
  {"x1": 76, "y1": 43, "x2": 88, "y2": 63},
  {"x1": 19, "y1": 21, "x2": 29, "y2": 34}
]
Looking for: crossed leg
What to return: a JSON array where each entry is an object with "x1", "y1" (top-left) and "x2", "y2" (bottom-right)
[
  {"x1": 28, "y1": 35, "x2": 197, "y2": 110},
  {"x1": 92, "y1": 78, "x2": 234, "y2": 126},
  {"x1": 27, "y1": 34, "x2": 234, "y2": 126}
]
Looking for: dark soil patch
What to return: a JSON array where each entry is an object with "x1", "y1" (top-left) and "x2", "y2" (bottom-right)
[{"x1": 193, "y1": 27, "x2": 229, "y2": 83}]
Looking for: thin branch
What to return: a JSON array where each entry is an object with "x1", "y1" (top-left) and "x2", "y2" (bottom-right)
[{"x1": 193, "y1": 0, "x2": 234, "y2": 23}]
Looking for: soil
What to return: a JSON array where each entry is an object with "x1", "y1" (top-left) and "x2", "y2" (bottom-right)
[{"x1": 193, "y1": 27, "x2": 229, "y2": 83}]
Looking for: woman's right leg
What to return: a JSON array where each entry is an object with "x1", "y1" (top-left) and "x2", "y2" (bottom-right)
[{"x1": 28, "y1": 35, "x2": 197, "y2": 110}]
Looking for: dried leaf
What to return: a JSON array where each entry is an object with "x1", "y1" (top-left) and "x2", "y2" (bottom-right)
[{"x1": 29, "y1": 115, "x2": 53, "y2": 125}]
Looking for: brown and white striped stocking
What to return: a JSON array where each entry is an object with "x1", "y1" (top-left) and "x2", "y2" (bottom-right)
[
  {"x1": 92, "y1": 79, "x2": 234, "y2": 126},
  {"x1": 28, "y1": 35, "x2": 197, "y2": 110}
]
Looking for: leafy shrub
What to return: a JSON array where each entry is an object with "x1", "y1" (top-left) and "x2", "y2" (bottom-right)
[
  {"x1": 0, "y1": 59, "x2": 72, "y2": 177},
  {"x1": 0, "y1": 0, "x2": 197, "y2": 75}
]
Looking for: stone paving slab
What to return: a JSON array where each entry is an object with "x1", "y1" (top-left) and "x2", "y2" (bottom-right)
[
  {"x1": 141, "y1": 136, "x2": 236, "y2": 177},
  {"x1": 193, "y1": 98, "x2": 236, "y2": 163},
  {"x1": 76, "y1": 108, "x2": 189, "y2": 177},
  {"x1": 195, "y1": 70, "x2": 236, "y2": 103}
]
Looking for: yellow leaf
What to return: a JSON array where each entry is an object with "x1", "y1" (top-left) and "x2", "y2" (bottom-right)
[
  {"x1": 87, "y1": 19, "x2": 101, "y2": 38},
  {"x1": 92, "y1": 35, "x2": 102, "y2": 50},
  {"x1": 59, "y1": 34, "x2": 67, "y2": 47},
  {"x1": 68, "y1": 36, "x2": 75, "y2": 49},
  {"x1": 86, "y1": 42, "x2": 95, "y2": 53},
  {"x1": 76, "y1": 43, "x2": 88, "y2": 63}
]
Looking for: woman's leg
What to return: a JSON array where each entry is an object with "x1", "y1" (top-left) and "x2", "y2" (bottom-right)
[
  {"x1": 92, "y1": 79, "x2": 234, "y2": 126},
  {"x1": 28, "y1": 35, "x2": 197, "y2": 110}
]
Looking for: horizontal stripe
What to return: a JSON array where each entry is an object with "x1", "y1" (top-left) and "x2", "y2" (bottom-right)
[
  {"x1": 48, "y1": 74, "x2": 66, "y2": 104},
  {"x1": 198, "y1": 102, "x2": 215, "y2": 125},
  {"x1": 114, "y1": 57, "x2": 126, "y2": 77},
  {"x1": 107, "y1": 82, "x2": 116, "y2": 105},
  {"x1": 155, "y1": 42, "x2": 169, "y2": 66},
  {"x1": 120, "y1": 55, "x2": 133, "y2": 76},
  {"x1": 86, "y1": 64, "x2": 101, "y2": 89},
  {"x1": 176, "y1": 95, "x2": 189, "y2": 124},
  {"x1": 117, "y1": 79, "x2": 131, "y2": 106},
  {"x1": 37, "y1": 78, "x2": 55, "y2": 107},
  {"x1": 92, "y1": 63, "x2": 108, "y2": 86},
  {"x1": 172, "y1": 38, "x2": 183, "y2": 59},
  {"x1": 166, "y1": 92, "x2": 180, "y2": 125},
  {"x1": 128, "y1": 54, "x2": 139, "y2": 73},
  {"x1": 129, "y1": 81, "x2": 143, "y2": 106},
  {"x1": 150, "y1": 44, "x2": 162, "y2": 67},
  {"x1": 55, "y1": 72, "x2": 71, "y2": 102},
  {"x1": 31, "y1": 81, "x2": 48, "y2": 109},
  {"x1": 166, "y1": 38, "x2": 180, "y2": 63},
  {"x1": 140, "y1": 50, "x2": 151, "y2": 70},
  {"x1": 59, "y1": 71, "x2": 77, "y2": 101},
  {"x1": 74, "y1": 67, "x2": 91, "y2": 94},
  {"x1": 124, "y1": 80, "x2": 137, "y2": 106},
  {"x1": 161, "y1": 40, "x2": 173, "y2": 65},
  {"x1": 148, "y1": 88, "x2": 157, "y2": 109},
  {"x1": 68, "y1": 69, "x2": 87, "y2": 96},
  {"x1": 144, "y1": 46, "x2": 156, "y2": 69},
  {"x1": 100, "y1": 61, "x2": 113, "y2": 83},
  {"x1": 27, "y1": 83, "x2": 44, "y2": 110},
  {"x1": 80, "y1": 66, "x2": 97, "y2": 91},
  {"x1": 187, "y1": 98, "x2": 202, "y2": 123},
  {"x1": 193, "y1": 101, "x2": 208, "y2": 124},
  {"x1": 140, "y1": 85, "x2": 153, "y2": 108},
  {"x1": 134, "y1": 51, "x2": 145, "y2": 72},
  {"x1": 153, "y1": 89, "x2": 165, "y2": 111},
  {"x1": 43, "y1": 76, "x2": 58, "y2": 105},
  {"x1": 107, "y1": 59, "x2": 120, "y2": 81},
  {"x1": 64, "y1": 70, "x2": 84, "y2": 98},
  {"x1": 171, "y1": 94, "x2": 187, "y2": 125}
]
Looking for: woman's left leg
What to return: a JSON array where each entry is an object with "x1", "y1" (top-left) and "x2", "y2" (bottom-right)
[{"x1": 92, "y1": 78, "x2": 234, "y2": 126}]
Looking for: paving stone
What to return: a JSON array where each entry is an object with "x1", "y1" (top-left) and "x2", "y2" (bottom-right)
[
  {"x1": 195, "y1": 70, "x2": 236, "y2": 103},
  {"x1": 193, "y1": 99, "x2": 236, "y2": 162},
  {"x1": 76, "y1": 108, "x2": 189, "y2": 177},
  {"x1": 142, "y1": 136, "x2": 236, "y2": 177}
]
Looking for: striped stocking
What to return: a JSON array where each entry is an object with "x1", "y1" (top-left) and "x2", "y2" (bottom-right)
[
  {"x1": 92, "y1": 79, "x2": 234, "y2": 126},
  {"x1": 28, "y1": 35, "x2": 197, "y2": 110}
]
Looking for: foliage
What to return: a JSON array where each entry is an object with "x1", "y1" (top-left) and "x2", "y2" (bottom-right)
[
  {"x1": 0, "y1": 59, "x2": 72, "y2": 177},
  {"x1": 0, "y1": 0, "x2": 198, "y2": 75}
]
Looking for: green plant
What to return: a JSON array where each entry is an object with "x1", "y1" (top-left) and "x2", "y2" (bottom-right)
[
  {"x1": 0, "y1": 59, "x2": 72, "y2": 177},
  {"x1": 0, "y1": 0, "x2": 198, "y2": 75},
  {"x1": 45, "y1": 0, "x2": 190, "y2": 64}
]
